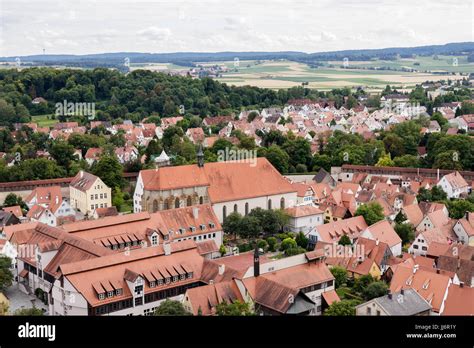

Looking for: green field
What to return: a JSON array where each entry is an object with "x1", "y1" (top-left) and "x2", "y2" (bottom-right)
[
  {"x1": 32, "y1": 114, "x2": 58, "y2": 127},
  {"x1": 336, "y1": 55, "x2": 474, "y2": 74},
  {"x1": 208, "y1": 58, "x2": 470, "y2": 90}
]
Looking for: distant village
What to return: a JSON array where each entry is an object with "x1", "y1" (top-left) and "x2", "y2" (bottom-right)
[{"x1": 5, "y1": 92, "x2": 473, "y2": 170}]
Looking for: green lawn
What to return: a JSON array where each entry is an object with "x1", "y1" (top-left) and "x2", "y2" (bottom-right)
[
  {"x1": 31, "y1": 114, "x2": 58, "y2": 127},
  {"x1": 336, "y1": 286, "x2": 364, "y2": 301}
]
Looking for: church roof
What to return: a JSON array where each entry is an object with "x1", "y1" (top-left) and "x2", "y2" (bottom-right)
[{"x1": 139, "y1": 157, "x2": 296, "y2": 203}]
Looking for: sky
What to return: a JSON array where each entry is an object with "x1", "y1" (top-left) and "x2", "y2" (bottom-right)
[{"x1": 0, "y1": 0, "x2": 472, "y2": 56}]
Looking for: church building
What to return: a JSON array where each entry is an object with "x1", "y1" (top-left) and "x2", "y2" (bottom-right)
[{"x1": 133, "y1": 152, "x2": 297, "y2": 222}]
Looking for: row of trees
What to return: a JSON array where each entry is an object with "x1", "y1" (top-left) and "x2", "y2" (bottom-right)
[{"x1": 0, "y1": 67, "x2": 362, "y2": 127}]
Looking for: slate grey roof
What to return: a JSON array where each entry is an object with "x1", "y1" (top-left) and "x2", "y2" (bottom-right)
[
  {"x1": 374, "y1": 289, "x2": 431, "y2": 315},
  {"x1": 286, "y1": 294, "x2": 315, "y2": 314},
  {"x1": 313, "y1": 168, "x2": 331, "y2": 183}
]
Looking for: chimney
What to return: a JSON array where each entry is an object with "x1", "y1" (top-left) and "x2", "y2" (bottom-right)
[
  {"x1": 400, "y1": 289, "x2": 404, "y2": 295},
  {"x1": 413, "y1": 264, "x2": 419, "y2": 274},
  {"x1": 193, "y1": 207, "x2": 199, "y2": 219},
  {"x1": 436, "y1": 268, "x2": 440, "y2": 274},
  {"x1": 163, "y1": 243, "x2": 171, "y2": 256},
  {"x1": 253, "y1": 246, "x2": 260, "y2": 277},
  {"x1": 460, "y1": 282, "x2": 464, "y2": 288},
  {"x1": 218, "y1": 264, "x2": 225, "y2": 276},
  {"x1": 388, "y1": 292, "x2": 392, "y2": 300},
  {"x1": 375, "y1": 238, "x2": 379, "y2": 246},
  {"x1": 55, "y1": 196, "x2": 59, "y2": 204}
]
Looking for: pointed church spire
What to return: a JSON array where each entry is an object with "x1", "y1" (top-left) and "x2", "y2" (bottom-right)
[
  {"x1": 254, "y1": 245, "x2": 260, "y2": 277},
  {"x1": 197, "y1": 144, "x2": 204, "y2": 167}
]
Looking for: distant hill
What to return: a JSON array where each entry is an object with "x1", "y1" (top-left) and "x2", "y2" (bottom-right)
[{"x1": 1, "y1": 42, "x2": 473, "y2": 69}]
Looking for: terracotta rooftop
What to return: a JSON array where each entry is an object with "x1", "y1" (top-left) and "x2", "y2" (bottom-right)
[
  {"x1": 315, "y1": 216, "x2": 368, "y2": 243},
  {"x1": 402, "y1": 204, "x2": 424, "y2": 227},
  {"x1": 442, "y1": 284, "x2": 474, "y2": 315},
  {"x1": 184, "y1": 280, "x2": 243, "y2": 315},
  {"x1": 285, "y1": 205, "x2": 323, "y2": 218},
  {"x1": 61, "y1": 240, "x2": 203, "y2": 307},
  {"x1": 140, "y1": 158, "x2": 296, "y2": 203},
  {"x1": 61, "y1": 204, "x2": 221, "y2": 246},
  {"x1": 389, "y1": 263, "x2": 451, "y2": 313},
  {"x1": 70, "y1": 171, "x2": 102, "y2": 192},
  {"x1": 2, "y1": 205, "x2": 23, "y2": 218},
  {"x1": 442, "y1": 171, "x2": 468, "y2": 189}
]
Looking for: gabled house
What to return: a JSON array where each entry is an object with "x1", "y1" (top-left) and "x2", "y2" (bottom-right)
[
  {"x1": 115, "y1": 146, "x2": 139, "y2": 164},
  {"x1": 453, "y1": 212, "x2": 474, "y2": 246},
  {"x1": 285, "y1": 205, "x2": 324, "y2": 234},
  {"x1": 416, "y1": 209, "x2": 450, "y2": 232},
  {"x1": 356, "y1": 289, "x2": 431, "y2": 316},
  {"x1": 69, "y1": 171, "x2": 112, "y2": 215},
  {"x1": 409, "y1": 228, "x2": 455, "y2": 256},
  {"x1": 389, "y1": 262, "x2": 451, "y2": 314},
  {"x1": 436, "y1": 244, "x2": 474, "y2": 287},
  {"x1": 25, "y1": 186, "x2": 75, "y2": 226},
  {"x1": 308, "y1": 215, "x2": 368, "y2": 248},
  {"x1": 361, "y1": 220, "x2": 402, "y2": 256},
  {"x1": 185, "y1": 128, "x2": 206, "y2": 144},
  {"x1": 291, "y1": 182, "x2": 315, "y2": 206},
  {"x1": 84, "y1": 148, "x2": 103, "y2": 166},
  {"x1": 0, "y1": 211, "x2": 20, "y2": 229},
  {"x1": 437, "y1": 171, "x2": 469, "y2": 199}
]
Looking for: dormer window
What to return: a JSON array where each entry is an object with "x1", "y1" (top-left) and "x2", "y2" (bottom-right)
[
  {"x1": 115, "y1": 289, "x2": 122, "y2": 296},
  {"x1": 190, "y1": 226, "x2": 196, "y2": 232},
  {"x1": 151, "y1": 235, "x2": 158, "y2": 246},
  {"x1": 200, "y1": 224, "x2": 206, "y2": 230},
  {"x1": 165, "y1": 277, "x2": 171, "y2": 284},
  {"x1": 157, "y1": 279, "x2": 164, "y2": 286},
  {"x1": 180, "y1": 274, "x2": 186, "y2": 280},
  {"x1": 149, "y1": 281, "x2": 156, "y2": 288},
  {"x1": 99, "y1": 293, "x2": 105, "y2": 300},
  {"x1": 179, "y1": 228, "x2": 185, "y2": 234},
  {"x1": 172, "y1": 275, "x2": 178, "y2": 282},
  {"x1": 209, "y1": 222, "x2": 215, "y2": 228},
  {"x1": 187, "y1": 272, "x2": 193, "y2": 279},
  {"x1": 107, "y1": 291, "x2": 114, "y2": 298}
]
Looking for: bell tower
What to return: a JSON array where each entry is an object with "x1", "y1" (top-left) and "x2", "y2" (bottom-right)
[
  {"x1": 197, "y1": 144, "x2": 204, "y2": 167},
  {"x1": 253, "y1": 246, "x2": 260, "y2": 277}
]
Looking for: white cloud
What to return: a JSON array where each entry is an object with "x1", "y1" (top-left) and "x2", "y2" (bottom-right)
[
  {"x1": 137, "y1": 27, "x2": 172, "y2": 43},
  {"x1": 0, "y1": 0, "x2": 471, "y2": 56}
]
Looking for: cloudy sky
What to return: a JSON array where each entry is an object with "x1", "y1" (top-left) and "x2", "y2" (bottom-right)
[{"x1": 0, "y1": 0, "x2": 472, "y2": 56}]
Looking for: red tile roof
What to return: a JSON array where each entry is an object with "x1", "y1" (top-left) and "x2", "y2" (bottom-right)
[
  {"x1": 61, "y1": 241, "x2": 202, "y2": 307},
  {"x1": 139, "y1": 158, "x2": 296, "y2": 203},
  {"x1": 389, "y1": 263, "x2": 450, "y2": 313},
  {"x1": 70, "y1": 171, "x2": 102, "y2": 192},
  {"x1": 2, "y1": 205, "x2": 23, "y2": 218},
  {"x1": 364, "y1": 220, "x2": 402, "y2": 248},
  {"x1": 315, "y1": 216, "x2": 368, "y2": 243},
  {"x1": 442, "y1": 285, "x2": 474, "y2": 315},
  {"x1": 285, "y1": 205, "x2": 323, "y2": 218}
]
